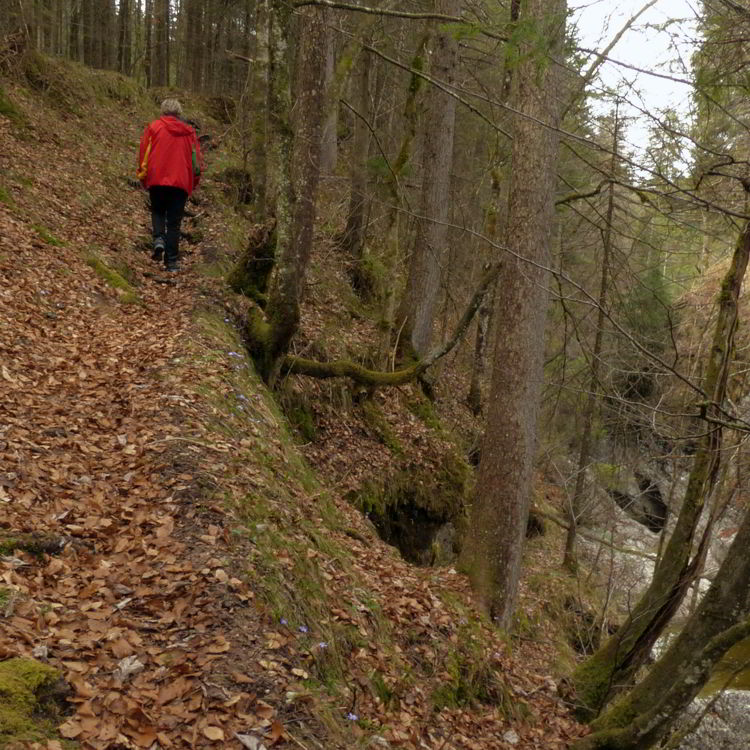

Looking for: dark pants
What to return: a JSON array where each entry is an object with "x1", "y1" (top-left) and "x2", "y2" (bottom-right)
[{"x1": 149, "y1": 185, "x2": 188, "y2": 266}]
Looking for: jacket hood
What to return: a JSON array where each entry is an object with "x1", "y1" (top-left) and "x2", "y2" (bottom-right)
[{"x1": 160, "y1": 116, "x2": 194, "y2": 137}]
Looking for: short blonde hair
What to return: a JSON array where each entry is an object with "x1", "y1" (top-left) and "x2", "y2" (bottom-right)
[{"x1": 160, "y1": 98, "x2": 183, "y2": 117}]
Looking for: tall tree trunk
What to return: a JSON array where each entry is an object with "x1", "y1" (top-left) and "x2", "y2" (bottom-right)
[
  {"x1": 572, "y1": 218, "x2": 750, "y2": 719},
  {"x1": 82, "y1": 0, "x2": 95, "y2": 65},
  {"x1": 340, "y1": 48, "x2": 371, "y2": 286},
  {"x1": 466, "y1": 0, "x2": 520, "y2": 414},
  {"x1": 467, "y1": 166, "x2": 502, "y2": 415},
  {"x1": 563, "y1": 105, "x2": 620, "y2": 572},
  {"x1": 185, "y1": 0, "x2": 202, "y2": 90},
  {"x1": 117, "y1": 0, "x2": 131, "y2": 74},
  {"x1": 463, "y1": 0, "x2": 567, "y2": 629},
  {"x1": 254, "y1": 3, "x2": 327, "y2": 384},
  {"x1": 397, "y1": 0, "x2": 459, "y2": 360},
  {"x1": 376, "y1": 33, "x2": 428, "y2": 367},
  {"x1": 70, "y1": 0, "x2": 83, "y2": 63},
  {"x1": 319, "y1": 10, "x2": 337, "y2": 174},
  {"x1": 253, "y1": 0, "x2": 270, "y2": 218},
  {"x1": 153, "y1": 0, "x2": 169, "y2": 86},
  {"x1": 144, "y1": 0, "x2": 153, "y2": 86}
]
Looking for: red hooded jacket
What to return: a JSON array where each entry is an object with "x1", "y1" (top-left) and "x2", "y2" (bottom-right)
[{"x1": 137, "y1": 116, "x2": 202, "y2": 195}]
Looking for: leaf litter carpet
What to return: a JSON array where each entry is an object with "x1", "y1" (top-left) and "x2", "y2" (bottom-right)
[
  {"x1": 0, "y1": 204, "x2": 268, "y2": 746},
  {"x1": 0, "y1": 103, "x2": 584, "y2": 749}
]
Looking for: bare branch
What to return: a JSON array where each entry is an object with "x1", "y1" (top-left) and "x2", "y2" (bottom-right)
[{"x1": 293, "y1": 0, "x2": 465, "y2": 24}]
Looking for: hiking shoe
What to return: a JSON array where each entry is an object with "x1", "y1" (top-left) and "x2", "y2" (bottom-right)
[
  {"x1": 165, "y1": 261, "x2": 180, "y2": 273},
  {"x1": 152, "y1": 238, "x2": 165, "y2": 262}
]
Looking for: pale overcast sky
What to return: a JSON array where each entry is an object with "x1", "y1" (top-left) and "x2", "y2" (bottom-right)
[{"x1": 570, "y1": 0, "x2": 700, "y2": 155}]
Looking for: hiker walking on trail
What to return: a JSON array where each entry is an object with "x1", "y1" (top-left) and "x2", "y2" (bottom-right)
[{"x1": 137, "y1": 99, "x2": 202, "y2": 273}]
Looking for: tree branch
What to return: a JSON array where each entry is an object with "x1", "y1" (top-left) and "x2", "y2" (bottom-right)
[
  {"x1": 555, "y1": 179, "x2": 611, "y2": 206},
  {"x1": 293, "y1": 0, "x2": 467, "y2": 24},
  {"x1": 282, "y1": 262, "x2": 502, "y2": 384}
]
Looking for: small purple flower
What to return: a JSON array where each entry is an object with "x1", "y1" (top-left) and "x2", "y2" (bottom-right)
[
  {"x1": 346, "y1": 712, "x2": 358, "y2": 721},
  {"x1": 280, "y1": 618, "x2": 288, "y2": 626},
  {"x1": 228, "y1": 351, "x2": 243, "y2": 358},
  {"x1": 317, "y1": 642, "x2": 328, "y2": 650},
  {"x1": 299, "y1": 625, "x2": 309, "y2": 634},
  {"x1": 224, "y1": 318, "x2": 230, "y2": 323}
]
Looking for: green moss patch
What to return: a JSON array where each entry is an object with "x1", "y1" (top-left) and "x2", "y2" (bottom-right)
[
  {"x1": 0, "y1": 85, "x2": 27, "y2": 129},
  {"x1": 85, "y1": 254, "x2": 140, "y2": 304},
  {"x1": 361, "y1": 400, "x2": 403, "y2": 455},
  {"x1": 0, "y1": 185, "x2": 13, "y2": 207},
  {"x1": 32, "y1": 224, "x2": 66, "y2": 247},
  {"x1": 278, "y1": 385, "x2": 318, "y2": 443},
  {"x1": 0, "y1": 658, "x2": 65, "y2": 746},
  {"x1": 350, "y1": 449, "x2": 470, "y2": 565}
]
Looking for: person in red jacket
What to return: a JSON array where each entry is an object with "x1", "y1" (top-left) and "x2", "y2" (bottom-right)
[{"x1": 137, "y1": 99, "x2": 202, "y2": 272}]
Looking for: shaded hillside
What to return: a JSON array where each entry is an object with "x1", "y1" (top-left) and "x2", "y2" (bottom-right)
[{"x1": 0, "y1": 55, "x2": 586, "y2": 749}]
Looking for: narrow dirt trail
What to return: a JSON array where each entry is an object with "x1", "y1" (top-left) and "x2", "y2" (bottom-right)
[{"x1": 0, "y1": 106, "x2": 266, "y2": 746}]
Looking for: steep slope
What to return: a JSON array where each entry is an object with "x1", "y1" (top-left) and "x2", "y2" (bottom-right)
[{"x1": 0, "y1": 57, "x2": 583, "y2": 749}]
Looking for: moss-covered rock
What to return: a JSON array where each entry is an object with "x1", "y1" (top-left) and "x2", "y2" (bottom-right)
[
  {"x1": 350, "y1": 448, "x2": 471, "y2": 566},
  {"x1": 0, "y1": 658, "x2": 64, "y2": 746}
]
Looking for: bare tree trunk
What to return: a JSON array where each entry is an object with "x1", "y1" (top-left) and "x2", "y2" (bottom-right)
[
  {"x1": 319, "y1": 10, "x2": 337, "y2": 174},
  {"x1": 253, "y1": 0, "x2": 270, "y2": 218},
  {"x1": 117, "y1": 0, "x2": 131, "y2": 74},
  {"x1": 396, "y1": 0, "x2": 459, "y2": 360},
  {"x1": 185, "y1": 0, "x2": 202, "y2": 90},
  {"x1": 467, "y1": 166, "x2": 502, "y2": 415},
  {"x1": 376, "y1": 33, "x2": 428, "y2": 366},
  {"x1": 466, "y1": 0, "x2": 520, "y2": 414},
  {"x1": 463, "y1": 0, "x2": 567, "y2": 629},
  {"x1": 340, "y1": 48, "x2": 371, "y2": 284},
  {"x1": 144, "y1": 0, "x2": 153, "y2": 86},
  {"x1": 153, "y1": 0, "x2": 169, "y2": 85}
]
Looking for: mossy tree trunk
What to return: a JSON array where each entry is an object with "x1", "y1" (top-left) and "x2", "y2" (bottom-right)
[
  {"x1": 463, "y1": 0, "x2": 567, "y2": 629},
  {"x1": 396, "y1": 0, "x2": 459, "y2": 360},
  {"x1": 572, "y1": 219, "x2": 750, "y2": 719},
  {"x1": 251, "y1": 0, "x2": 327, "y2": 385},
  {"x1": 572, "y1": 470, "x2": 750, "y2": 750}
]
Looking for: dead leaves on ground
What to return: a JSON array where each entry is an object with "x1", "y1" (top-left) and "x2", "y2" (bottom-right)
[{"x1": 0, "y1": 92, "x2": 585, "y2": 750}]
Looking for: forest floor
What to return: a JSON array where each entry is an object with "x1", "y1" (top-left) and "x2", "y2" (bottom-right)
[{"x1": 0, "y1": 58, "x2": 586, "y2": 749}]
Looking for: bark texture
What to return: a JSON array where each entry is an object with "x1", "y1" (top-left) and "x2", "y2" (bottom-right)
[
  {"x1": 340, "y1": 48, "x2": 372, "y2": 289},
  {"x1": 464, "y1": 0, "x2": 567, "y2": 628},
  {"x1": 397, "y1": 0, "x2": 459, "y2": 359},
  {"x1": 260, "y1": 3, "x2": 327, "y2": 384}
]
